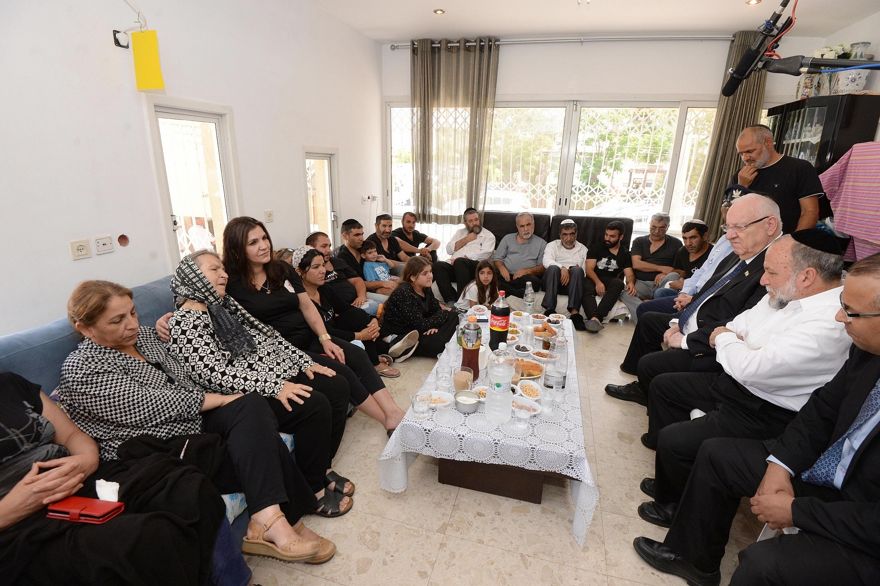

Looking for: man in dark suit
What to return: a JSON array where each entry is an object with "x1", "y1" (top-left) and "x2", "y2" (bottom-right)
[
  {"x1": 606, "y1": 193, "x2": 783, "y2": 406},
  {"x1": 633, "y1": 253, "x2": 880, "y2": 586},
  {"x1": 637, "y1": 230, "x2": 849, "y2": 528}
]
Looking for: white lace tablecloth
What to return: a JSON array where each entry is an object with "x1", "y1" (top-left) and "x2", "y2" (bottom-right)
[{"x1": 379, "y1": 320, "x2": 597, "y2": 545}]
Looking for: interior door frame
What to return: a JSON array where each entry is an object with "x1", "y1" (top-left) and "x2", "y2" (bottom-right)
[
  {"x1": 303, "y1": 148, "x2": 341, "y2": 244},
  {"x1": 144, "y1": 95, "x2": 243, "y2": 269}
]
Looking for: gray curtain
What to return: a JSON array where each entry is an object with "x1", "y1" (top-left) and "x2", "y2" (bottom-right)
[
  {"x1": 694, "y1": 31, "x2": 768, "y2": 241},
  {"x1": 411, "y1": 38, "x2": 499, "y2": 224}
]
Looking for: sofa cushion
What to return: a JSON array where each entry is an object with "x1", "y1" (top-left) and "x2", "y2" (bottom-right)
[
  {"x1": 548, "y1": 216, "x2": 634, "y2": 251},
  {"x1": 0, "y1": 276, "x2": 174, "y2": 393},
  {"x1": 481, "y1": 211, "x2": 552, "y2": 249}
]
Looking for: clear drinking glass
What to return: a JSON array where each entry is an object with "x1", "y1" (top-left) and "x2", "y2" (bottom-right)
[
  {"x1": 411, "y1": 391, "x2": 431, "y2": 420},
  {"x1": 453, "y1": 366, "x2": 474, "y2": 392}
]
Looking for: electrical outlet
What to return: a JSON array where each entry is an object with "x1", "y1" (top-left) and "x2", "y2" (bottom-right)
[
  {"x1": 361, "y1": 194, "x2": 377, "y2": 203},
  {"x1": 264, "y1": 209, "x2": 274, "y2": 223},
  {"x1": 70, "y1": 239, "x2": 92, "y2": 261},
  {"x1": 95, "y1": 235, "x2": 114, "y2": 255}
]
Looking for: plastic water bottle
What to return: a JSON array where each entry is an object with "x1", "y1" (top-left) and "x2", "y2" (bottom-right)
[
  {"x1": 486, "y1": 343, "x2": 514, "y2": 426},
  {"x1": 543, "y1": 329, "x2": 568, "y2": 390},
  {"x1": 523, "y1": 281, "x2": 536, "y2": 314}
]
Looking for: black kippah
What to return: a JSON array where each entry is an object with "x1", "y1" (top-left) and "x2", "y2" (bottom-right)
[
  {"x1": 722, "y1": 184, "x2": 752, "y2": 205},
  {"x1": 790, "y1": 228, "x2": 844, "y2": 256}
]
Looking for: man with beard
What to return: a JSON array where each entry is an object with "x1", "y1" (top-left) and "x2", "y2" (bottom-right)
[
  {"x1": 391, "y1": 211, "x2": 440, "y2": 262},
  {"x1": 337, "y1": 219, "x2": 395, "y2": 301},
  {"x1": 654, "y1": 220, "x2": 713, "y2": 298},
  {"x1": 367, "y1": 214, "x2": 409, "y2": 275},
  {"x1": 582, "y1": 220, "x2": 637, "y2": 333},
  {"x1": 732, "y1": 124, "x2": 824, "y2": 233},
  {"x1": 636, "y1": 229, "x2": 850, "y2": 530},
  {"x1": 541, "y1": 219, "x2": 589, "y2": 329},
  {"x1": 434, "y1": 207, "x2": 496, "y2": 302},
  {"x1": 606, "y1": 194, "x2": 782, "y2": 406},
  {"x1": 493, "y1": 212, "x2": 547, "y2": 299},
  {"x1": 633, "y1": 252, "x2": 880, "y2": 586}
]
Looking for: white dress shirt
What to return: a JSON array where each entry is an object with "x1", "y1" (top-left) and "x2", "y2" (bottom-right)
[
  {"x1": 542, "y1": 240, "x2": 588, "y2": 269},
  {"x1": 714, "y1": 285, "x2": 849, "y2": 412},
  {"x1": 446, "y1": 227, "x2": 496, "y2": 262}
]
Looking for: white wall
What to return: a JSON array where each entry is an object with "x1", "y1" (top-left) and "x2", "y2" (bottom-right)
[
  {"x1": 383, "y1": 36, "x2": 823, "y2": 104},
  {"x1": 0, "y1": 0, "x2": 383, "y2": 334},
  {"x1": 823, "y1": 9, "x2": 880, "y2": 92}
]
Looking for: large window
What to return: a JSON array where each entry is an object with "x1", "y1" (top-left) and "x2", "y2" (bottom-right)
[
  {"x1": 387, "y1": 101, "x2": 717, "y2": 235},
  {"x1": 485, "y1": 107, "x2": 566, "y2": 214},
  {"x1": 569, "y1": 107, "x2": 679, "y2": 230}
]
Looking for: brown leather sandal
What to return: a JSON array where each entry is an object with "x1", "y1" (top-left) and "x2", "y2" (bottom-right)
[
  {"x1": 293, "y1": 520, "x2": 337, "y2": 564},
  {"x1": 242, "y1": 511, "x2": 320, "y2": 562}
]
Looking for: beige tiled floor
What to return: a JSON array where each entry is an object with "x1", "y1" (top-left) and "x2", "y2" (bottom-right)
[{"x1": 248, "y1": 321, "x2": 762, "y2": 585}]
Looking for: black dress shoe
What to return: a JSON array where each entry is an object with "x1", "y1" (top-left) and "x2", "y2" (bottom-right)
[
  {"x1": 639, "y1": 477, "x2": 656, "y2": 499},
  {"x1": 604, "y1": 382, "x2": 647, "y2": 406},
  {"x1": 640, "y1": 433, "x2": 656, "y2": 450},
  {"x1": 638, "y1": 500, "x2": 677, "y2": 528},
  {"x1": 632, "y1": 537, "x2": 720, "y2": 586}
]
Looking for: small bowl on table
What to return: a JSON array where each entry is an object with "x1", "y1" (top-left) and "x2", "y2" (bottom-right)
[
  {"x1": 516, "y1": 379, "x2": 543, "y2": 402},
  {"x1": 454, "y1": 390, "x2": 480, "y2": 414},
  {"x1": 513, "y1": 343, "x2": 532, "y2": 358}
]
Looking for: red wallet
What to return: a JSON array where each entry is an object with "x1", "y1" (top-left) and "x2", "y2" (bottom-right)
[{"x1": 47, "y1": 496, "x2": 125, "y2": 524}]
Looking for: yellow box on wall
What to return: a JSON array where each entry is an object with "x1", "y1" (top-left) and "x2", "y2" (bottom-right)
[{"x1": 131, "y1": 30, "x2": 164, "y2": 91}]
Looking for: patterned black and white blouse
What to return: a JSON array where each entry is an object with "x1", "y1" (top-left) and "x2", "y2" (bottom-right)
[
  {"x1": 56, "y1": 327, "x2": 205, "y2": 461},
  {"x1": 166, "y1": 308, "x2": 313, "y2": 398}
]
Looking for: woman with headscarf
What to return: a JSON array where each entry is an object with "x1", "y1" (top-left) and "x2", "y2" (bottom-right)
[
  {"x1": 166, "y1": 251, "x2": 354, "y2": 517},
  {"x1": 220, "y1": 217, "x2": 409, "y2": 434},
  {"x1": 57, "y1": 280, "x2": 336, "y2": 566}
]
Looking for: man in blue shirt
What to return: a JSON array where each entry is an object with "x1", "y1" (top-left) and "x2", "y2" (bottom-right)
[{"x1": 632, "y1": 252, "x2": 880, "y2": 586}]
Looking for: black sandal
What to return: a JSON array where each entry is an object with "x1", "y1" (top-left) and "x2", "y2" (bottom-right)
[
  {"x1": 325, "y1": 470, "x2": 355, "y2": 497},
  {"x1": 313, "y1": 489, "x2": 353, "y2": 518}
]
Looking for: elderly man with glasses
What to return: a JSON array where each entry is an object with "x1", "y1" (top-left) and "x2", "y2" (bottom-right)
[
  {"x1": 637, "y1": 229, "x2": 850, "y2": 531},
  {"x1": 620, "y1": 213, "x2": 683, "y2": 322},
  {"x1": 632, "y1": 252, "x2": 880, "y2": 586},
  {"x1": 606, "y1": 194, "x2": 782, "y2": 407}
]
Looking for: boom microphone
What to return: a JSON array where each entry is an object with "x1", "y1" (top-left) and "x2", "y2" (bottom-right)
[
  {"x1": 721, "y1": 44, "x2": 764, "y2": 97},
  {"x1": 720, "y1": 0, "x2": 790, "y2": 97}
]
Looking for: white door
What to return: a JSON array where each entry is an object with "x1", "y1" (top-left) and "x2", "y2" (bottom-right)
[
  {"x1": 152, "y1": 107, "x2": 234, "y2": 260},
  {"x1": 305, "y1": 153, "x2": 338, "y2": 243}
]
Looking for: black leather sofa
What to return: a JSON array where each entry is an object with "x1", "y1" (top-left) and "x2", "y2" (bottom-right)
[{"x1": 480, "y1": 211, "x2": 634, "y2": 250}]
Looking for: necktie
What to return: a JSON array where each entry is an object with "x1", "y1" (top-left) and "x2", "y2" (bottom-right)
[
  {"x1": 677, "y1": 259, "x2": 747, "y2": 331},
  {"x1": 800, "y1": 378, "x2": 880, "y2": 488}
]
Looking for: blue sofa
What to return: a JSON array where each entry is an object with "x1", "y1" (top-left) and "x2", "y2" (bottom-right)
[{"x1": 0, "y1": 275, "x2": 288, "y2": 540}]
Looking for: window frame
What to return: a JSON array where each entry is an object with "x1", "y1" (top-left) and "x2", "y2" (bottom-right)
[{"x1": 383, "y1": 98, "x2": 719, "y2": 232}]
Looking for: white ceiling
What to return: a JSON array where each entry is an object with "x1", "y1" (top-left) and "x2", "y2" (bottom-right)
[{"x1": 315, "y1": 0, "x2": 878, "y2": 42}]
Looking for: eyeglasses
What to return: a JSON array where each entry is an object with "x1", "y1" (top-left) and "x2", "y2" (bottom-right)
[
  {"x1": 838, "y1": 293, "x2": 880, "y2": 322},
  {"x1": 721, "y1": 215, "x2": 769, "y2": 234}
]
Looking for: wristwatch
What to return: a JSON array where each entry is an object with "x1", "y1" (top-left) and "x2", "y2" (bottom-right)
[{"x1": 318, "y1": 333, "x2": 332, "y2": 342}]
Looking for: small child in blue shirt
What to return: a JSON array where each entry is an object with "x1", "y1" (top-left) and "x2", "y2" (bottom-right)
[{"x1": 361, "y1": 240, "x2": 399, "y2": 287}]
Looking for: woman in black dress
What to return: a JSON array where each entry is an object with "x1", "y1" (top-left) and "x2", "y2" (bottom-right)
[{"x1": 221, "y1": 217, "x2": 408, "y2": 433}]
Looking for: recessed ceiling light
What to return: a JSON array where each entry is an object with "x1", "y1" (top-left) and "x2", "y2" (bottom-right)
[
  {"x1": 745, "y1": 0, "x2": 762, "y2": 5},
  {"x1": 433, "y1": 8, "x2": 446, "y2": 15}
]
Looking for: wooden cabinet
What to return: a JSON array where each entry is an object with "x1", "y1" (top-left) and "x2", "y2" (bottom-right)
[{"x1": 766, "y1": 95, "x2": 880, "y2": 173}]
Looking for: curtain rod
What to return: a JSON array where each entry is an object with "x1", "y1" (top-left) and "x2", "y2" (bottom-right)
[{"x1": 389, "y1": 35, "x2": 732, "y2": 51}]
